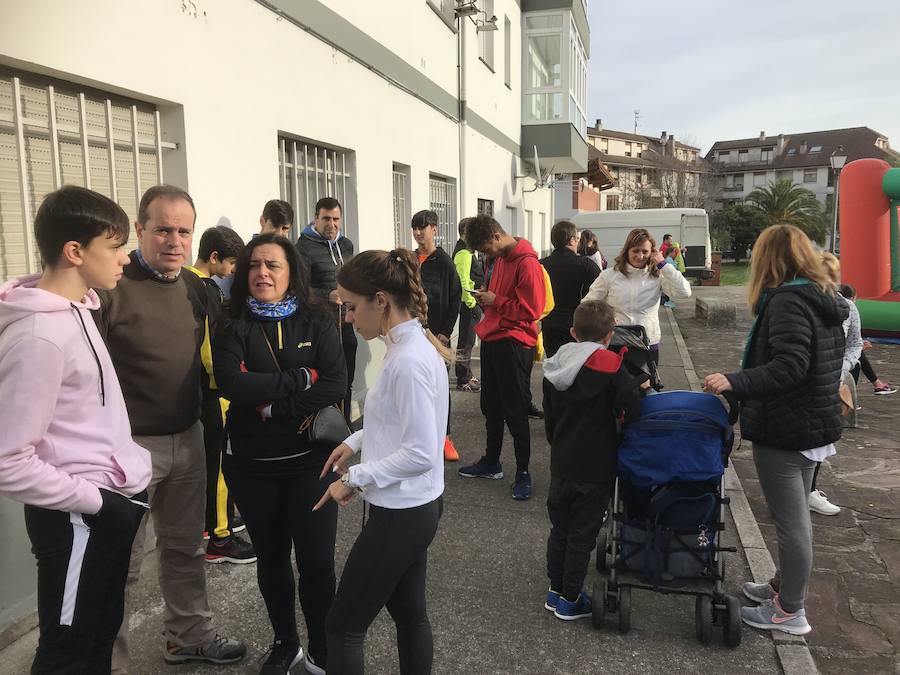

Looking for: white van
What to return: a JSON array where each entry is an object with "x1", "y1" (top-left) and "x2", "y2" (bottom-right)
[{"x1": 569, "y1": 208, "x2": 712, "y2": 273}]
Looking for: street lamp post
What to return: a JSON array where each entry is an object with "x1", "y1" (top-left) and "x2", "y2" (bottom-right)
[{"x1": 830, "y1": 145, "x2": 847, "y2": 253}]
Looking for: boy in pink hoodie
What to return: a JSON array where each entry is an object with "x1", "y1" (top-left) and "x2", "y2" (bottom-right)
[{"x1": 0, "y1": 186, "x2": 151, "y2": 674}]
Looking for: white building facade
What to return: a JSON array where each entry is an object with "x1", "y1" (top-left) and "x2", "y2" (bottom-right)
[{"x1": 0, "y1": 0, "x2": 590, "y2": 639}]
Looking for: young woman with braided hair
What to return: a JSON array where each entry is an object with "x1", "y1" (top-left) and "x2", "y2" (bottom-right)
[{"x1": 314, "y1": 248, "x2": 451, "y2": 674}]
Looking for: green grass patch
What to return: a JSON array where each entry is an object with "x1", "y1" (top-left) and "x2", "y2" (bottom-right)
[{"x1": 719, "y1": 261, "x2": 750, "y2": 286}]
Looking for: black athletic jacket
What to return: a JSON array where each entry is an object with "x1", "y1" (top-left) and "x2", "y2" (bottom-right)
[
  {"x1": 213, "y1": 307, "x2": 347, "y2": 472},
  {"x1": 419, "y1": 247, "x2": 461, "y2": 338},
  {"x1": 726, "y1": 282, "x2": 847, "y2": 451}
]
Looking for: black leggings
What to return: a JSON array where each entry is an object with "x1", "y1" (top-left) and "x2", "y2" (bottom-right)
[
  {"x1": 851, "y1": 352, "x2": 878, "y2": 384},
  {"x1": 225, "y1": 469, "x2": 338, "y2": 658},
  {"x1": 326, "y1": 497, "x2": 443, "y2": 674}
]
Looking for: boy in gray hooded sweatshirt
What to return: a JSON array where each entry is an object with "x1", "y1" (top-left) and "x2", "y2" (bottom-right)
[{"x1": 541, "y1": 300, "x2": 644, "y2": 621}]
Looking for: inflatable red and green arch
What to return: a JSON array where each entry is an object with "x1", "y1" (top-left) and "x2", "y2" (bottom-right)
[{"x1": 839, "y1": 159, "x2": 900, "y2": 338}]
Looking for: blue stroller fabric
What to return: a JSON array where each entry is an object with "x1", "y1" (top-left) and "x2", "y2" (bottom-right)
[{"x1": 618, "y1": 391, "x2": 733, "y2": 488}]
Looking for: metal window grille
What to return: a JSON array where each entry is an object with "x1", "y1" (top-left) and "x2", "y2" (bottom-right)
[
  {"x1": 392, "y1": 167, "x2": 410, "y2": 248},
  {"x1": 477, "y1": 198, "x2": 494, "y2": 216},
  {"x1": 428, "y1": 175, "x2": 457, "y2": 250},
  {"x1": 278, "y1": 137, "x2": 353, "y2": 241},
  {"x1": 0, "y1": 74, "x2": 164, "y2": 281}
]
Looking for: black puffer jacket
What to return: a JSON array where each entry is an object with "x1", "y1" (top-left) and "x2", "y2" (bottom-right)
[
  {"x1": 726, "y1": 282, "x2": 848, "y2": 451},
  {"x1": 295, "y1": 228, "x2": 355, "y2": 341}
]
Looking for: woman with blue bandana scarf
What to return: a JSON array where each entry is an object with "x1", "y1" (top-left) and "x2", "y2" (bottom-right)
[{"x1": 213, "y1": 234, "x2": 347, "y2": 674}]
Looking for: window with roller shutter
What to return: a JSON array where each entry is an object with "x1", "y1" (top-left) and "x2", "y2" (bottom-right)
[{"x1": 0, "y1": 72, "x2": 168, "y2": 282}]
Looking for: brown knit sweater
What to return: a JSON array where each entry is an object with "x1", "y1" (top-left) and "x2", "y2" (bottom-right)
[{"x1": 93, "y1": 253, "x2": 209, "y2": 436}]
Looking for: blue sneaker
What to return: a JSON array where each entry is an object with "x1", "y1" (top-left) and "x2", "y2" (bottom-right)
[
  {"x1": 511, "y1": 470, "x2": 532, "y2": 500},
  {"x1": 544, "y1": 589, "x2": 561, "y2": 611},
  {"x1": 458, "y1": 458, "x2": 503, "y2": 479},
  {"x1": 554, "y1": 592, "x2": 592, "y2": 620}
]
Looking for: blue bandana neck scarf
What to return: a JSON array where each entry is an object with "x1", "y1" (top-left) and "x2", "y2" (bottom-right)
[
  {"x1": 134, "y1": 249, "x2": 179, "y2": 282},
  {"x1": 247, "y1": 295, "x2": 298, "y2": 321}
]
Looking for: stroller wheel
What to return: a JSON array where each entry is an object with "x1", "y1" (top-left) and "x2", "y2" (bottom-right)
[
  {"x1": 695, "y1": 596, "x2": 713, "y2": 644},
  {"x1": 723, "y1": 595, "x2": 742, "y2": 648},
  {"x1": 617, "y1": 585, "x2": 631, "y2": 634},
  {"x1": 595, "y1": 532, "x2": 608, "y2": 573},
  {"x1": 591, "y1": 579, "x2": 607, "y2": 630}
]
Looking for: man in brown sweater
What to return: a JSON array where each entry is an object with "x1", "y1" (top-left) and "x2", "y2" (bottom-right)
[{"x1": 95, "y1": 185, "x2": 246, "y2": 671}]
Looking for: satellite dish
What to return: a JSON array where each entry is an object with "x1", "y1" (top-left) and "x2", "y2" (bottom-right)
[{"x1": 516, "y1": 145, "x2": 555, "y2": 192}]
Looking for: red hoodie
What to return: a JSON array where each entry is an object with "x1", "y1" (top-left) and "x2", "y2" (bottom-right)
[{"x1": 476, "y1": 238, "x2": 545, "y2": 347}]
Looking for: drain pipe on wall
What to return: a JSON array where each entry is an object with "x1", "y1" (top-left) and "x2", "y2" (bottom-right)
[{"x1": 457, "y1": 9, "x2": 468, "y2": 219}]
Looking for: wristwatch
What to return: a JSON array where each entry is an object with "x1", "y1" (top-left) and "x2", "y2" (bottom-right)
[{"x1": 340, "y1": 472, "x2": 362, "y2": 493}]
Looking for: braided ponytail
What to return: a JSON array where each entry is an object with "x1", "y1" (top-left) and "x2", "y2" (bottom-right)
[
  {"x1": 338, "y1": 248, "x2": 454, "y2": 363},
  {"x1": 390, "y1": 248, "x2": 454, "y2": 363}
]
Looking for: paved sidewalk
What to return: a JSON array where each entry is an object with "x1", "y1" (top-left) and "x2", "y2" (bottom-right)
[
  {"x1": 677, "y1": 287, "x2": 900, "y2": 675},
  {"x1": 1, "y1": 313, "x2": 779, "y2": 674}
]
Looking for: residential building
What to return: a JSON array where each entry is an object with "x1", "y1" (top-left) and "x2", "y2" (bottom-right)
[
  {"x1": 583, "y1": 120, "x2": 713, "y2": 212},
  {"x1": 707, "y1": 127, "x2": 899, "y2": 209},
  {"x1": 552, "y1": 144, "x2": 614, "y2": 222},
  {"x1": 0, "y1": 0, "x2": 590, "y2": 640}
]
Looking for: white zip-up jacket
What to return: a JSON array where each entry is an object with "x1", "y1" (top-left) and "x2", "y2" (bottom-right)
[
  {"x1": 582, "y1": 263, "x2": 692, "y2": 345},
  {"x1": 344, "y1": 318, "x2": 447, "y2": 509}
]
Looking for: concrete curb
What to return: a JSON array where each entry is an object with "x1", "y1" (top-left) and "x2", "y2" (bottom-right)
[{"x1": 664, "y1": 307, "x2": 820, "y2": 675}]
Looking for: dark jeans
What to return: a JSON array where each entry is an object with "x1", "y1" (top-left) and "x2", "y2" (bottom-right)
[
  {"x1": 25, "y1": 490, "x2": 147, "y2": 674},
  {"x1": 546, "y1": 477, "x2": 610, "y2": 601},
  {"x1": 326, "y1": 497, "x2": 443, "y2": 675},
  {"x1": 454, "y1": 305, "x2": 482, "y2": 386},
  {"x1": 542, "y1": 326, "x2": 573, "y2": 359},
  {"x1": 201, "y1": 396, "x2": 233, "y2": 540},
  {"x1": 480, "y1": 339, "x2": 533, "y2": 471},
  {"x1": 226, "y1": 470, "x2": 338, "y2": 659}
]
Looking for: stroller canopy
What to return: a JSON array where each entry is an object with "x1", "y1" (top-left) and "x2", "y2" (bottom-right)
[{"x1": 619, "y1": 391, "x2": 734, "y2": 487}]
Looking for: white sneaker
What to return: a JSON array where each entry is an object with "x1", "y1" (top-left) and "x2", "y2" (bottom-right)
[{"x1": 809, "y1": 489, "x2": 840, "y2": 515}]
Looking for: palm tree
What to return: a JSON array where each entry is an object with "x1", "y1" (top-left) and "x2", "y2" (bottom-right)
[{"x1": 745, "y1": 179, "x2": 827, "y2": 243}]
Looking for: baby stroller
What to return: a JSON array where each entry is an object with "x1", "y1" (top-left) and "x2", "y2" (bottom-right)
[
  {"x1": 609, "y1": 325, "x2": 663, "y2": 391},
  {"x1": 592, "y1": 390, "x2": 742, "y2": 647}
]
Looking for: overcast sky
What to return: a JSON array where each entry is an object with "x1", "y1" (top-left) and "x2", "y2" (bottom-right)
[{"x1": 586, "y1": 0, "x2": 900, "y2": 154}]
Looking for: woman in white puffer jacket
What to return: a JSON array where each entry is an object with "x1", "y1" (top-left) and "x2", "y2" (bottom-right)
[{"x1": 581, "y1": 228, "x2": 691, "y2": 362}]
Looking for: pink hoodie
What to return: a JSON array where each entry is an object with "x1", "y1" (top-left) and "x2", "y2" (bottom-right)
[{"x1": 0, "y1": 275, "x2": 151, "y2": 514}]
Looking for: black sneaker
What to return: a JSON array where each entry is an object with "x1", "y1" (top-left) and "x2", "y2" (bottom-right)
[
  {"x1": 164, "y1": 634, "x2": 247, "y2": 665},
  {"x1": 527, "y1": 404, "x2": 544, "y2": 419},
  {"x1": 458, "y1": 457, "x2": 504, "y2": 479},
  {"x1": 205, "y1": 535, "x2": 257, "y2": 564},
  {"x1": 512, "y1": 470, "x2": 533, "y2": 500},
  {"x1": 232, "y1": 515, "x2": 247, "y2": 534},
  {"x1": 259, "y1": 639, "x2": 303, "y2": 674}
]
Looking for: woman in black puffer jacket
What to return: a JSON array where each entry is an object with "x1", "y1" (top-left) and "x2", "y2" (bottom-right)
[
  {"x1": 214, "y1": 234, "x2": 347, "y2": 674},
  {"x1": 703, "y1": 224, "x2": 847, "y2": 638}
]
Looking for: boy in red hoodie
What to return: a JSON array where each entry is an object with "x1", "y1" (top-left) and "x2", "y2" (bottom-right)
[
  {"x1": 458, "y1": 215, "x2": 545, "y2": 500},
  {"x1": 0, "y1": 186, "x2": 151, "y2": 673}
]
